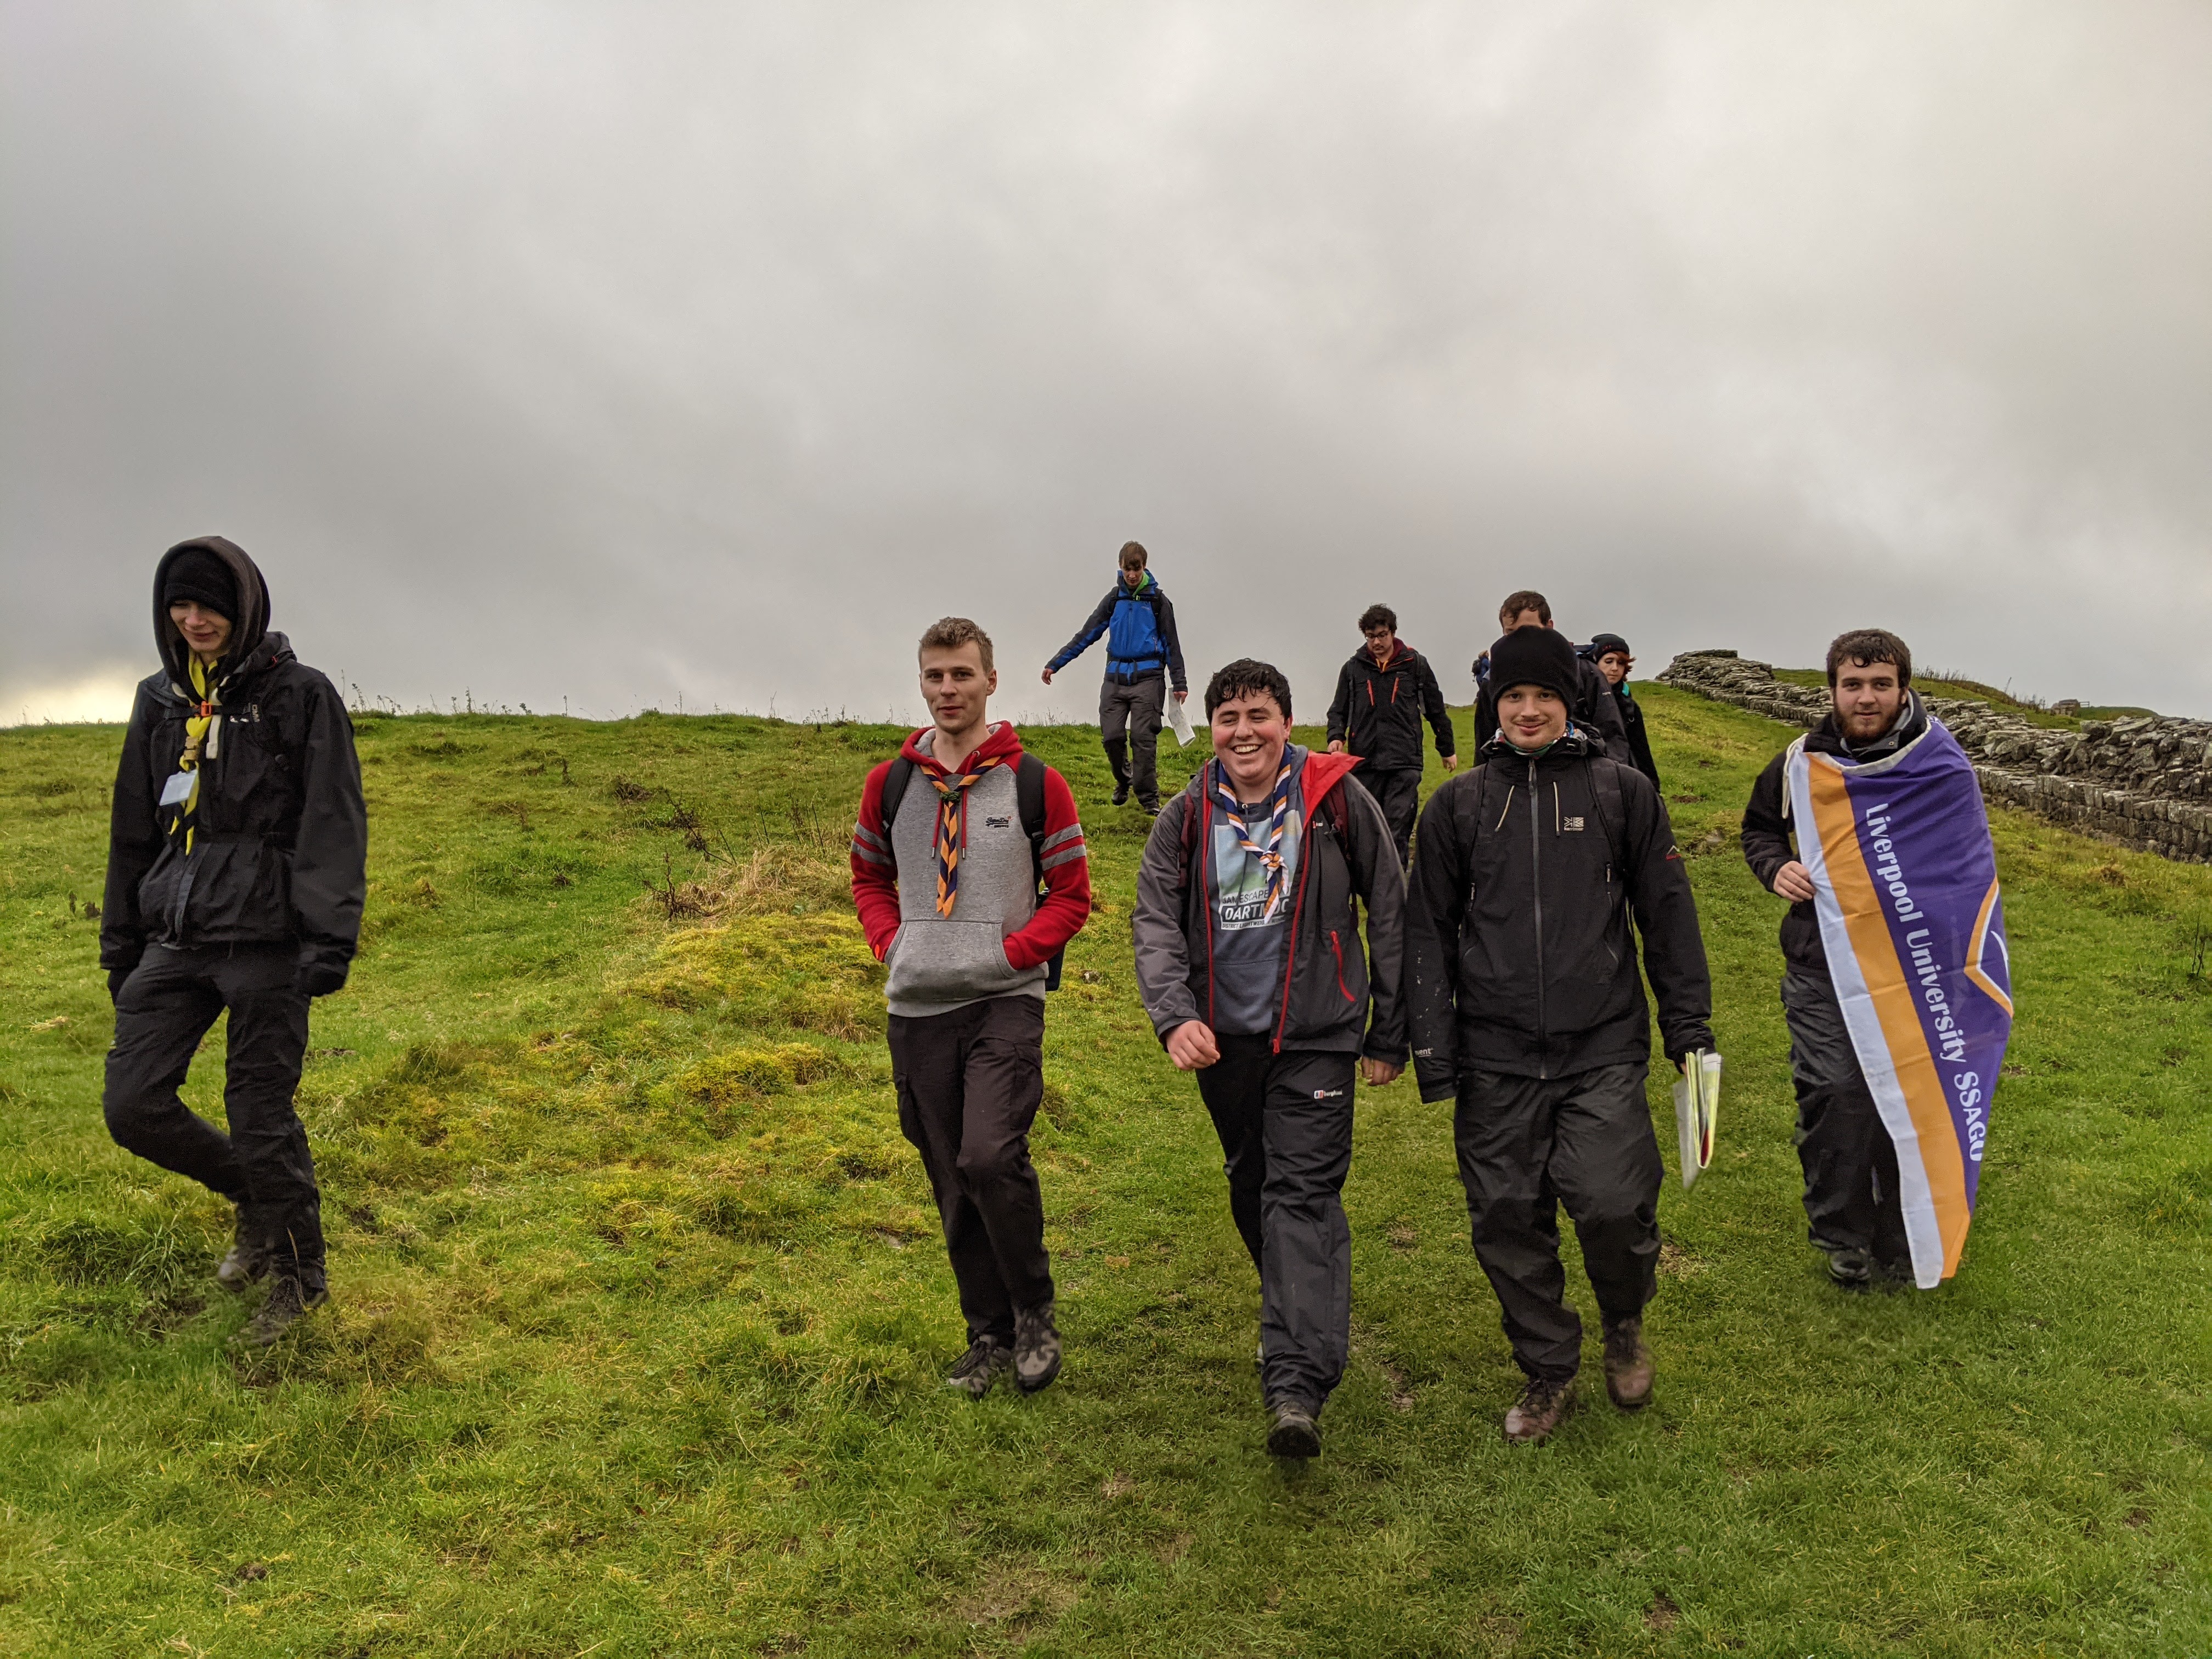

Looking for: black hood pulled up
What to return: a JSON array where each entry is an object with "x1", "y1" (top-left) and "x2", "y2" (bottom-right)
[{"x1": 153, "y1": 536, "x2": 271, "y2": 689}]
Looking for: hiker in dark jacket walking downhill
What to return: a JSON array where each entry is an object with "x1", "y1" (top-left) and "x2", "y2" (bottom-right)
[
  {"x1": 1324, "y1": 603, "x2": 1458, "y2": 866},
  {"x1": 1407, "y1": 625, "x2": 1713, "y2": 1444},
  {"x1": 853, "y1": 618, "x2": 1092, "y2": 1399},
  {"x1": 1471, "y1": 589, "x2": 1629, "y2": 756},
  {"x1": 1132, "y1": 658, "x2": 1408, "y2": 1460},
  {"x1": 1740, "y1": 628, "x2": 1932, "y2": 1290},
  {"x1": 100, "y1": 537, "x2": 368, "y2": 1348},
  {"x1": 1042, "y1": 540, "x2": 1188, "y2": 814},
  {"x1": 1584, "y1": 633, "x2": 1662, "y2": 790}
]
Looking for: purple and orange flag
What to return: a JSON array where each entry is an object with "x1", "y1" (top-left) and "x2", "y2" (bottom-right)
[{"x1": 1787, "y1": 715, "x2": 2013, "y2": 1288}]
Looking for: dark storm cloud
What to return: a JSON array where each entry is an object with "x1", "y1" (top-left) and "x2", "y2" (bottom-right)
[{"x1": 5, "y1": 1, "x2": 2210, "y2": 725}]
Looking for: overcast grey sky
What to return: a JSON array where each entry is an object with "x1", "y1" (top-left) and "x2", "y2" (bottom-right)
[{"x1": 6, "y1": 1, "x2": 2210, "y2": 727}]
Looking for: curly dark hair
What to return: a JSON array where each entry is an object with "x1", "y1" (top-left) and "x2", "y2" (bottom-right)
[
  {"x1": 1204, "y1": 658, "x2": 1293, "y2": 721},
  {"x1": 1358, "y1": 603, "x2": 1397, "y2": 634},
  {"x1": 1826, "y1": 628, "x2": 1911, "y2": 687}
]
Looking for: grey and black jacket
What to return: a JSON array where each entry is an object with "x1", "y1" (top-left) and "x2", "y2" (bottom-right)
[
  {"x1": 1406, "y1": 727, "x2": 1713, "y2": 1098},
  {"x1": 1133, "y1": 749, "x2": 1408, "y2": 1062},
  {"x1": 100, "y1": 538, "x2": 368, "y2": 990},
  {"x1": 1740, "y1": 693, "x2": 1928, "y2": 978}
]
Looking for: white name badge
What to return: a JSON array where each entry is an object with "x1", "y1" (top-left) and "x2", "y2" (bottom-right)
[{"x1": 160, "y1": 771, "x2": 194, "y2": 806}]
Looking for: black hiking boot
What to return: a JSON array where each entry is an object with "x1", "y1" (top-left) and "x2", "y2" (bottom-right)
[
  {"x1": 945, "y1": 1336, "x2": 1011, "y2": 1399},
  {"x1": 1111, "y1": 781, "x2": 1131, "y2": 806},
  {"x1": 216, "y1": 1204, "x2": 271, "y2": 1293},
  {"x1": 1827, "y1": 1246, "x2": 1872, "y2": 1290},
  {"x1": 234, "y1": 1274, "x2": 327, "y2": 1350},
  {"x1": 1266, "y1": 1402, "x2": 1321, "y2": 1459},
  {"x1": 1013, "y1": 1302, "x2": 1062, "y2": 1395}
]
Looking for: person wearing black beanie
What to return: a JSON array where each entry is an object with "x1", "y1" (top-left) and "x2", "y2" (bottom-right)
[
  {"x1": 1405, "y1": 628, "x2": 1714, "y2": 1444},
  {"x1": 160, "y1": 546, "x2": 239, "y2": 622},
  {"x1": 1582, "y1": 634, "x2": 1661, "y2": 790},
  {"x1": 1469, "y1": 590, "x2": 1630, "y2": 755},
  {"x1": 100, "y1": 536, "x2": 367, "y2": 1351}
]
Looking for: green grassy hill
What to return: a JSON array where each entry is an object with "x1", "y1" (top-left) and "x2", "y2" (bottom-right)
[{"x1": 3, "y1": 688, "x2": 2210, "y2": 1657}]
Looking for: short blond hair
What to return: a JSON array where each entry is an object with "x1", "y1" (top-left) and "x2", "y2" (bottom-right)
[{"x1": 918, "y1": 616, "x2": 994, "y2": 673}]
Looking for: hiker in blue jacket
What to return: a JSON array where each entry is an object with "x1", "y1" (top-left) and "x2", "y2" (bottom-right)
[{"x1": 1042, "y1": 541, "x2": 1188, "y2": 814}]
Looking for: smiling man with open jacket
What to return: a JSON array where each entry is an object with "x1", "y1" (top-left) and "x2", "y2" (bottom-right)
[
  {"x1": 1133, "y1": 657, "x2": 1407, "y2": 1461},
  {"x1": 1406, "y1": 625, "x2": 1712, "y2": 1443},
  {"x1": 100, "y1": 537, "x2": 367, "y2": 1347}
]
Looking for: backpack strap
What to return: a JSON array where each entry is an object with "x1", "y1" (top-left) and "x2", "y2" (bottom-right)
[
  {"x1": 879, "y1": 755, "x2": 915, "y2": 832},
  {"x1": 1583, "y1": 757, "x2": 1630, "y2": 881},
  {"x1": 1015, "y1": 752, "x2": 1064, "y2": 991}
]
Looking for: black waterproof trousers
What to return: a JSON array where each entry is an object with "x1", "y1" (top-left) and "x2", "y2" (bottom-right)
[
  {"x1": 1195, "y1": 1036, "x2": 1357, "y2": 1417},
  {"x1": 1099, "y1": 673, "x2": 1167, "y2": 809},
  {"x1": 1362, "y1": 767, "x2": 1423, "y2": 868},
  {"x1": 889, "y1": 994, "x2": 1054, "y2": 1344},
  {"x1": 103, "y1": 943, "x2": 325, "y2": 1292},
  {"x1": 1781, "y1": 969, "x2": 1910, "y2": 1267},
  {"x1": 1453, "y1": 1062, "x2": 1661, "y2": 1382}
]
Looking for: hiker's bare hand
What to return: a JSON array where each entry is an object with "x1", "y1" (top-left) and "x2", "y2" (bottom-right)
[
  {"x1": 1327, "y1": 740, "x2": 1345, "y2": 754},
  {"x1": 1773, "y1": 860, "x2": 1815, "y2": 902},
  {"x1": 1167, "y1": 1020, "x2": 1220, "y2": 1070},
  {"x1": 1361, "y1": 1057, "x2": 1402, "y2": 1087},
  {"x1": 1441, "y1": 754, "x2": 1459, "y2": 772},
  {"x1": 1041, "y1": 667, "x2": 1054, "y2": 686}
]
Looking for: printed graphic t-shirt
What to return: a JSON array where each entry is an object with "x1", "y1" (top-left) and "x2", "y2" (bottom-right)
[{"x1": 1207, "y1": 746, "x2": 1306, "y2": 1036}]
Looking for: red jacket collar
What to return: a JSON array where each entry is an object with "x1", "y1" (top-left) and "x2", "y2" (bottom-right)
[
  {"x1": 1300, "y1": 746, "x2": 1361, "y2": 807},
  {"x1": 901, "y1": 720, "x2": 1025, "y2": 771}
]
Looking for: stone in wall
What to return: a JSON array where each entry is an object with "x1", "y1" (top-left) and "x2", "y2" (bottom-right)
[{"x1": 1656, "y1": 650, "x2": 2212, "y2": 865}]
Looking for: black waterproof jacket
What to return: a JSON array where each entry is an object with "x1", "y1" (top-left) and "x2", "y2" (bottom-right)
[
  {"x1": 1612, "y1": 685, "x2": 1661, "y2": 789},
  {"x1": 1740, "y1": 694, "x2": 1928, "y2": 978},
  {"x1": 1406, "y1": 727, "x2": 1714, "y2": 1096},
  {"x1": 1324, "y1": 642, "x2": 1456, "y2": 772},
  {"x1": 101, "y1": 538, "x2": 368, "y2": 986},
  {"x1": 1133, "y1": 751, "x2": 1408, "y2": 1062},
  {"x1": 1474, "y1": 655, "x2": 1629, "y2": 756}
]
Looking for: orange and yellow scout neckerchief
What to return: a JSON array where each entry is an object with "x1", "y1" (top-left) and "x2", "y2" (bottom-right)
[
  {"x1": 919, "y1": 747, "x2": 1006, "y2": 917},
  {"x1": 168, "y1": 656, "x2": 222, "y2": 853}
]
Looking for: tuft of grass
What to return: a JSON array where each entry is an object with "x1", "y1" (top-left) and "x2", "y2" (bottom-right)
[{"x1": 1, "y1": 701, "x2": 2209, "y2": 1654}]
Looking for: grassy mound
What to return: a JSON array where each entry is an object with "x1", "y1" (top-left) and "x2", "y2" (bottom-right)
[{"x1": 2, "y1": 693, "x2": 2209, "y2": 1656}]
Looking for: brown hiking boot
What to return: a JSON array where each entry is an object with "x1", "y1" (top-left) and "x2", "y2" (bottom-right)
[
  {"x1": 1602, "y1": 1315, "x2": 1655, "y2": 1410},
  {"x1": 1503, "y1": 1376, "x2": 1572, "y2": 1443}
]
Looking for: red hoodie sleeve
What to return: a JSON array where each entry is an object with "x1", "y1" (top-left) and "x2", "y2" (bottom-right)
[
  {"x1": 850, "y1": 761, "x2": 902, "y2": 961},
  {"x1": 1002, "y1": 765, "x2": 1092, "y2": 970}
]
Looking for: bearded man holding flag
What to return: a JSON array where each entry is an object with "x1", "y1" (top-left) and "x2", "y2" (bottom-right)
[{"x1": 1741, "y1": 629, "x2": 2013, "y2": 1291}]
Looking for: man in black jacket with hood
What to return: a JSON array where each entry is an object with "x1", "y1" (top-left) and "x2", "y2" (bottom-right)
[
  {"x1": 100, "y1": 537, "x2": 368, "y2": 1347},
  {"x1": 1740, "y1": 629, "x2": 1927, "y2": 1289},
  {"x1": 1325, "y1": 603, "x2": 1457, "y2": 866},
  {"x1": 1408, "y1": 626, "x2": 1713, "y2": 1443}
]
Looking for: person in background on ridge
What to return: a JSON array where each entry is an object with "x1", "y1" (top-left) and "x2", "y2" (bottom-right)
[
  {"x1": 100, "y1": 537, "x2": 368, "y2": 1348},
  {"x1": 1471, "y1": 590, "x2": 1629, "y2": 755},
  {"x1": 852, "y1": 618, "x2": 1092, "y2": 1398},
  {"x1": 1584, "y1": 633, "x2": 1661, "y2": 789},
  {"x1": 1407, "y1": 625, "x2": 1713, "y2": 1444},
  {"x1": 1041, "y1": 541, "x2": 1188, "y2": 815},
  {"x1": 1325, "y1": 603, "x2": 1458, "y2": 866},
  {"x1": 1739, "y1": 629, "x2": 1929, "y2": 1290},
  {"x1": 1132, "y1": 658, "x2": 1408, "y2": 1462}
]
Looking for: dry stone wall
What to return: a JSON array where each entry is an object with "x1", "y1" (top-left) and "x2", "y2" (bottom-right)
[{"x1": 1657, "y1": 650, "x2": 2212, "y2": 865}]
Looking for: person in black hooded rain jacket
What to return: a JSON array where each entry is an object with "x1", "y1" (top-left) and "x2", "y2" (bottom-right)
[
  {"x1": 1325, "y1": 604, "x2": 1457, "y2": 866},
  {"x1": 100, "y1": 537, "x2": 367, "y2": 1348},
  {"x1": 1406, "y1": 625, "x2": 1712, "y2": 1445},
  {"x1": 1582, "y1": 634, "x2": 1661, "y2": 790}
]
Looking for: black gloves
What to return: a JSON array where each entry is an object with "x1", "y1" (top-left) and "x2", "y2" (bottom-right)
[{"x1": 295, "y1": 951, "x2": 351, "y2": 1000}]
